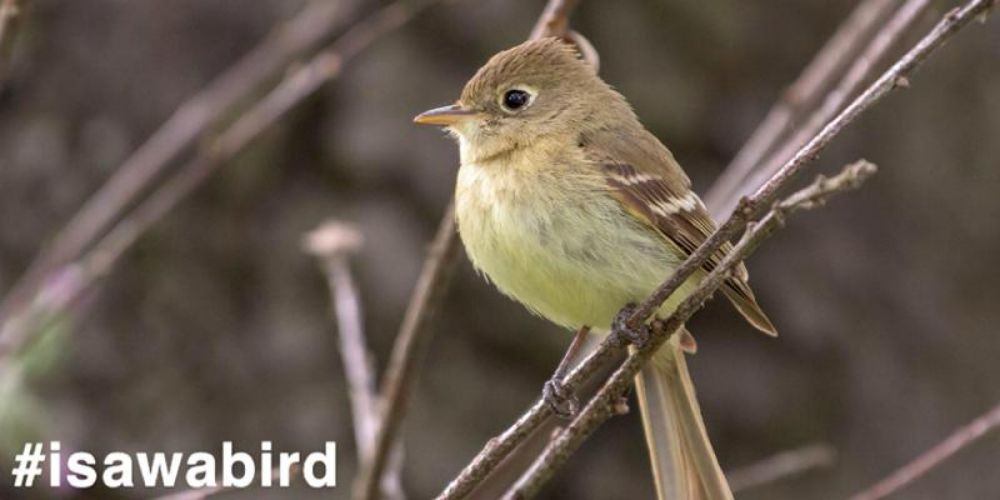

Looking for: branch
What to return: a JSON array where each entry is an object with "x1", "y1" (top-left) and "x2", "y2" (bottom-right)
[
  {"x1": 0, "y1": 0, "x2": 445, "y2": 361},
  {"x1": 503, "y1": 160, "x2": 878, "y2": 498},
  {"x1": 849, "y1": 402, "x2": 1000, "y2": 500},
  {"x1": 443, "y1": 0, "x2": 995, "y2": 494},
  {"x1": 717, "y1": 0, "x2": 932, "y2": 218},
  {"x1": 351, "y1": 202, "x2": 461, "y2": 500},
  {"x1": 627, "y1": 0, "x2": 994, "y2": 330},
  {"x1": 704, "y1": 0, "x2": 900, "y2": 210},
  {"x1": 0, "y1": 0, "x2": 361, "y2": 329},
  {"x1": 353, "y1": 1, "x2": 588, "y2": 499},
  {"x1": 530, "y1": 0, "x2": 581, "y2": 40},
  {"x1": 0, "y1": 0, "x2": 25, "y2": 84},
  {"x1": 304, "y1": 221, "x2": 405, "y2": 500},
  {"x1": 728, "y1": 443, "x2": 837, "y2": 492}
]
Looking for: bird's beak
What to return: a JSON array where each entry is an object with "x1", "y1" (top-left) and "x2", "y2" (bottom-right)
[{"x1": 413, "y1": 104, "x2": 479, "y2": 126}]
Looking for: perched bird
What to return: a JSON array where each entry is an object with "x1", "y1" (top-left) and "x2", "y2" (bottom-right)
[{"x1": 414, "y1": 37, "x2": 776, "y2": 500}]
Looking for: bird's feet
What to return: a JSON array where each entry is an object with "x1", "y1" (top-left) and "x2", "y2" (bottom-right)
[
  {"x1": 611, "y1": 303, "x2": 651, "y2": 349},
  {"x1": 543, "y1": 378, "x2": 579, "y2": 419}
]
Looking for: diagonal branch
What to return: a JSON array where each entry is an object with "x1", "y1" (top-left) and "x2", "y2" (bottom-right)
[
  {"x1": 0, "y1": 0, "x2": 446, "y2": 363},
  {"x1": 0, "y1": 0, "x2": 362, "y2": 327},
  {"x1": 626, "y1": 0, "x2": 995, "y2": 330},
  {"x1": 715, "y1": 0, "x2": 932, "y2": 219},
  {"x1": 439, "y1": 0, "x2": 995, "y2": 496},
  {"x1": 504, "y1": 160, "x2": 879, "y2": 499},
  {"x1": 705, "y1": 0, "x2": 900, "y2": 211},
  {"x1": 848, "y1": 402, "x2": 1000, "y2": 500}
]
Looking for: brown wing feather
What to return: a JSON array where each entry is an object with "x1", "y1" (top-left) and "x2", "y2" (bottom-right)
[{"x1": 582, "y1": 127, "x2": 777, "y2": 336}]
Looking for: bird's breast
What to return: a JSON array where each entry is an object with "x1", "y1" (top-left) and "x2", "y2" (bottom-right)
[{"x1": 454, "y1": 158, "x2": 683, "y2": 330}]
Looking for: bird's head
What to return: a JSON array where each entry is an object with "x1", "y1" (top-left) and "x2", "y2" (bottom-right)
[{"x1": 414, "y1": 37, "x2": 629, "y2": 163}]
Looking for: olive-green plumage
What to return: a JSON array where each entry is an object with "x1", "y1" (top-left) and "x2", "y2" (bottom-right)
[{"x1": 416, "y1": 37, "x2": 777, "y2": 500}]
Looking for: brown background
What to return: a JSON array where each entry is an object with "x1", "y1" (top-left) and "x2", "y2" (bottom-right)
[{"x1": 0, "y1": 0, "x2": 998, "y2": 498}]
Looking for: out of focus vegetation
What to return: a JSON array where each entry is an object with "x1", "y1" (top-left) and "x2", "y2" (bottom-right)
[{"x1": 0, "y1": 1, "x2": 998, "y2": 498}]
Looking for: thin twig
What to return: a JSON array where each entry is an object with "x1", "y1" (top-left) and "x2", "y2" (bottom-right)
[
  {"x1": 443, "y1": 0, "x2": 995, "y2": 494},
  {"x1": 705, "y1": 0, "x2": 900, "y2": 211},
  {"x1": 305, "y1": 222, "x2": 376, "y2": 459},
  {"x1": 726, "y1": 0, "x2": 931, "y2": 218},
  {"x1": 0, "y1": 0, "x2": 445, "y2": 361},
  {"x1": 529, "y1": 0, "x2": 581, "y2": 40},
  {"x1": 304, "y1": 221, "x2": 405, "y2": 500},
  {"x1": 729, "y1": 443, "x2": 837, "y2": 492},
  {"x1": 627, "y1": 0, "x2": 994, "y2": 331},
  {"x1": 849, "y1": 402, "x2": 1000, "y2": 500},
  {"x1": 355, "y1": 1, "x2": 588, "y2": 499},
  {"x1": 352, "y1": 203, "x2": 461, "y2": 500},
  {"x1": 505, "y1": 160, "x2": 878, "y2": 499},
  {"x1": 0, "y1": 0, "x2": 360, "y2": 328}
]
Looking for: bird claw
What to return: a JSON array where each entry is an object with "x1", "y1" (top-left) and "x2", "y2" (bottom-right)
[
  {"x1": 543, "y1": 379, "x2": 578, "y2": 419},
  {"x1": 612, "y1": 303, "x2": 651, "y2": 348}
]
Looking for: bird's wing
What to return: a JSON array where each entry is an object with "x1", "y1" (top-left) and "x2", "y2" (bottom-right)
[{"x1": 581, "y1": 126, "x2": 777, "y2": 336}]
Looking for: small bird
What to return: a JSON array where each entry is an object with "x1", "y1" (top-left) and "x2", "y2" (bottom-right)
[{"x1": 414, "y1": 38, "x2": 776, "y2": 500}]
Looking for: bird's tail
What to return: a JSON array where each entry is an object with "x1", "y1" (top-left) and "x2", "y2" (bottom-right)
[{"x1": 634, "y1": 334, "x2": 732, "y2": 500}]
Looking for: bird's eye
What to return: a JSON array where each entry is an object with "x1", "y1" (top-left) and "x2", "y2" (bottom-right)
[{"x1": 502, "y1": 89, "x2": 531, "y2": 111}]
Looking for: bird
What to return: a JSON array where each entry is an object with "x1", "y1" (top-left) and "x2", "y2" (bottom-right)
[{"x1": 414, "y1": 37, "x2": 776, "y2": 500}]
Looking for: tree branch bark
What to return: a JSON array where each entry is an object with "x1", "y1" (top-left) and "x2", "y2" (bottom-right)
[{"x1": 503, "y1": 160, "x2": 879, "y2": 499}]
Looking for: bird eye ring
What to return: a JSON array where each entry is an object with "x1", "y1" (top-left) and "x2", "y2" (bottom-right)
[{"x1": 501, "y1": 89, "x2": 532, "y2": 111}]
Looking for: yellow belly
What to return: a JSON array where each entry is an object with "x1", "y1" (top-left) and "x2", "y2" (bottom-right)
[{"x1": 455, "y1": 161, "x2": 691, "y2": 330}]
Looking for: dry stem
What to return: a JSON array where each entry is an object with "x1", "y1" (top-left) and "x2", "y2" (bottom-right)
[
  {"x1": 0, "y1": 0, "x2": 444, "y2": 362},
  {"x1": 728, "y1": 443, "x2": 836, "y2": 492},
  {"x1": 705, "y1": 0, "x2": 900, "y2": 211},
  {"x1": 849, "y1": 402, "x2": 1000, "y2": 500},
  {"x1": 352, "y1": 203, "x2": 461, "y2": 500},
  {"x1": 0, "y1": 0, "x2": 361, "y2": 329},
  {"x1": 721, "y1": 0, "x2": 931, "y2": 218}
]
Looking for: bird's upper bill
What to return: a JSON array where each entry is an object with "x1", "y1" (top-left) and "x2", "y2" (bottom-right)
[{"x1": 413, "y1": 104, "x2": 480, "y2": 126}]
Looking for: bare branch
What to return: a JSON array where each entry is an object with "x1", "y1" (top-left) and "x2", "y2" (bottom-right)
[
  {"x1": 728, "y1": 443, "x2": 837, "y2": 492},
  {"x1": 305, "y1": 221, "x2": 405, "y2": 500},
  {"x1": 530, "y1": 0, "x2": 581, "y2": 40},
  {"x1": 437, "y1": 0, "x2": 994, "y2": 496},
  {"x1": 705, "y1": 0, "x2": 900, "y2": 210},
  {"x1": 0, "y1": 0, "x2": 362, "y2": 328},
  {"x1": 352, "y1": 203, "x2": 461, "y2": 500},
  {"x1": 849, "y1": 402, "x2": 1000, "y2": 500},
  {"x1": 304, "y1": 223, "x2": 376, "y2": 457},
  {"x1": 718, "y1": 0, "x2": 931, "y2": 218},
  {"x1": 627, "y1": 0, "x2": 994, "y2": 330},
  {"x1": 0, "y1": 0, "x2": 445, "y2": 361},
  {"x1": 505, "y1": 160, "x2": 878, "y2": 499}
]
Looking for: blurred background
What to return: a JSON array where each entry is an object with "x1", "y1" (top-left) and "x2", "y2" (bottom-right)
[{"x1": 0, "y1": 0, "x2": 998, "y2": 498}]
